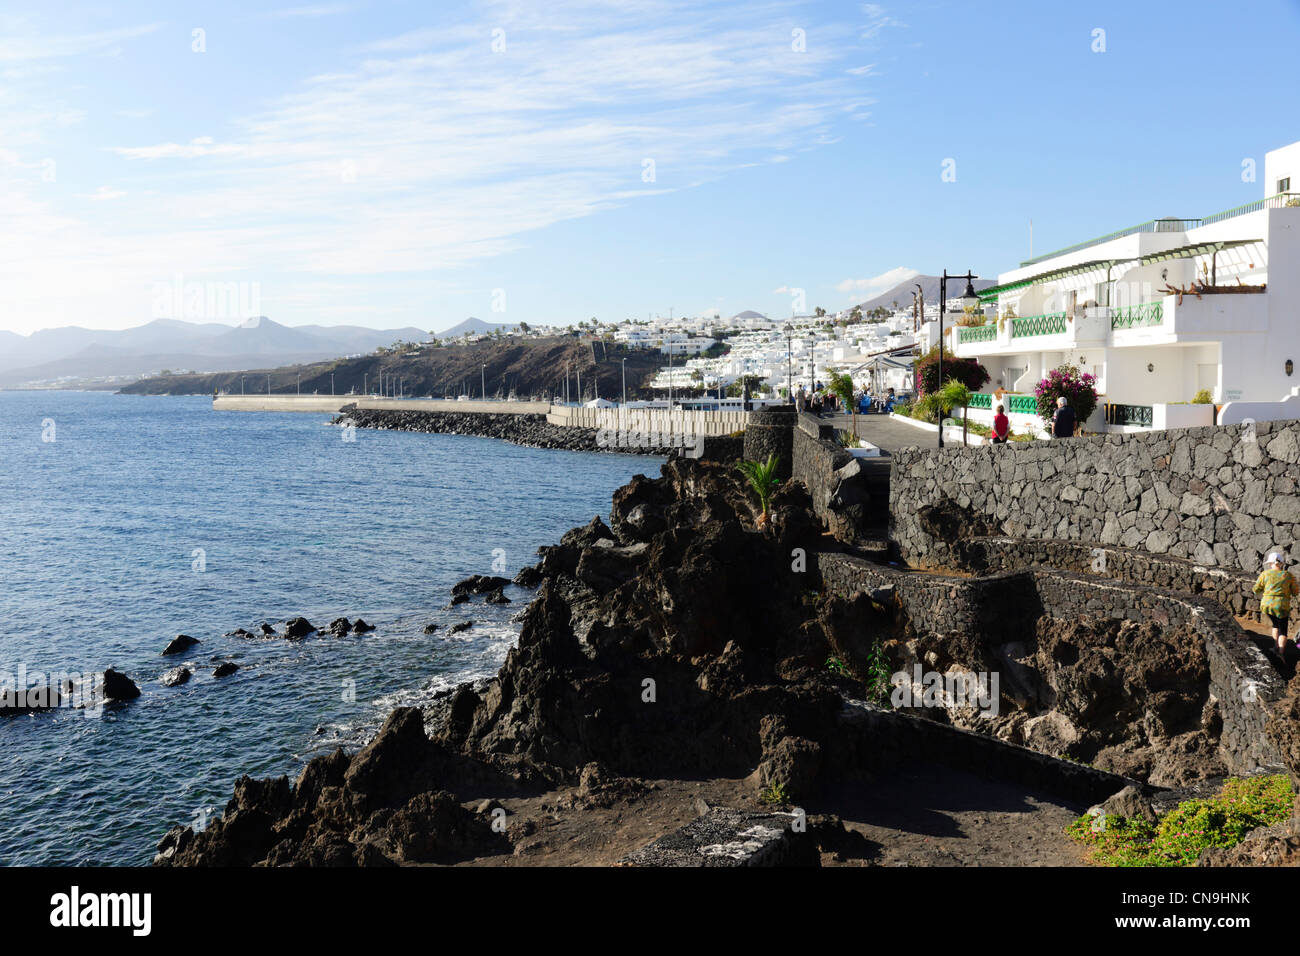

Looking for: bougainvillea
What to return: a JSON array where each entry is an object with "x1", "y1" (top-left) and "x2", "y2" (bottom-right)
[
  {"x1": 914, "y1": 345, "x2": 989, "y2": 397},
  {"x1": 1034, "y1": 364, "x2": 1098, "y2": 425}
]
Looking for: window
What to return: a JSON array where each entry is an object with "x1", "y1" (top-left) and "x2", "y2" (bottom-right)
[{"x1": 1280, "y1": 177, "x2": 1292, "y2": 194}]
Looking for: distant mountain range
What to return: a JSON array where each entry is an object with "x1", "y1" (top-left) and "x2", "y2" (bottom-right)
[
  {"x1": 852, "y1": 274, "x2": 996, "y2": 315},
  {"x1": 0, "y1": 317, "x2": 429, "y2": 386}
]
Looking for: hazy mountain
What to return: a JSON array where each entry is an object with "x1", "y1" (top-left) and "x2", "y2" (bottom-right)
[
  {"x1": 730, "y1": 310, "x2": 767, "y2": 320},
  {"x1": 0, "y1": 317, "x2": 429, "y2": 386},
  {"x1": 435, "y1": 317, "x2": 519, "y2": 339},
  {"x1": 852, "y1": 274, "x2": 995, "y2": 315}
]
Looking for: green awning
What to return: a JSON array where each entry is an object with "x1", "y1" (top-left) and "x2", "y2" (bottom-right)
[
  {"x1": 978, "y1": 258, "x2": 1124, "y2": 301},
  {"x1": 1136, "y1": 238, "x2": 1260, "y2": 265}
]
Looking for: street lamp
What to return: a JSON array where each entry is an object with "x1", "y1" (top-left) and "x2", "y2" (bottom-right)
[
  {"x1": 936, "y1": 269, "x2": 980, "y2": 449},
  {"x1": 481, "y1": 364, "x2": 486, "y2": 400},
  {"x1": 621, "y1": 358, "x2": 627, "y2": 405}
]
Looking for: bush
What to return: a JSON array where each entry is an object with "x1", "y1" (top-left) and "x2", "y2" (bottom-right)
[
  {"x1": 1033, "y1": 364, "x2": 1098, "y2": 425},
  {"x1": 1067, "y1": 775, "x2": 1293, "y2": 867},
  {"x1": 915, "y1": 344, "x2": 989, "y2": 397},
  {"x1": 1192, "y1": 388, "x2": 1214, "y2": 404}
]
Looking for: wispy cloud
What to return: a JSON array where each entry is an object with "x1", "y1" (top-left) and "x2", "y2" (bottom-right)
[
  {"x1": 0, "y1": 1, "x2": 905, "y2": 331},
  {"x1": 836, "y1": 266, "x2": 919, "y2": 299}
]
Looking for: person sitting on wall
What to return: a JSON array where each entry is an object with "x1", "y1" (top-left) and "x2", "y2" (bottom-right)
[
  {"x1": 1254, "y1": 551, "x2": 1299, "y2": 657},
  {"x1": 991, "y1": 404, "x2": 1010, "y2": 444},
  {"x1": 1051, "y1": 396, "x2": 1076, "y2": 438}
]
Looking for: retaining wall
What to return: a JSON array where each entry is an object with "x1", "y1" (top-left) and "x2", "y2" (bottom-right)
[
  {"x1": 890, "y1": 419, "x2": 1300, "y2": 573},
  {"x1": 814, "y1": 552, "x2": 1288, "y2": 776}
]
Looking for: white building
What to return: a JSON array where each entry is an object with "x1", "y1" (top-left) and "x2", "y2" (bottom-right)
[{"x1": 952, "y1": 139, "x2": 1300, "y2": 432}]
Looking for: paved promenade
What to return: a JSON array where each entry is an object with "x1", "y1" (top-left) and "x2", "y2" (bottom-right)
[{"x1": 821, "y1": 411, "x2": 934, "y2": 456}]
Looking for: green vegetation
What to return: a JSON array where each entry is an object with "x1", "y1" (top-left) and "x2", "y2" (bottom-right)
[
  {"x1": 912, "y1": 379, "x2": 973, "y2": 424},
  {"x1": 759, "y1": 781, "x2": 791, "y2": 805},
  {"x1": 1192, "y1": 388, "x2": 1214, "y2": 404},
  {"x1": 828, "y1": 371, "x2": 858, "y2": 436},
  {"x1": 824, "y1": 655, "x2": 850, "y2": 676},
  {"x1": 1067, "y1": 775, "x2": 1293, "y2": 867},
  {"x1": 914, "y1": 343, "x2": 990, "y2": 396},
  {"x1": 736, "y1": 453, "x2": 782, "y2": 527},
  {"x1": 862, "y1": 639, "x2": 893, "y2": 705}
]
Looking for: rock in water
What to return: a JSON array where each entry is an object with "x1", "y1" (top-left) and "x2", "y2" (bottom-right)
[
  {"x1": 160, "y1": 667, "x2": 192, "y2": 688},
  {"x1": 422, "y1": 623, "x2": 439, "y2": 634},
  {"x1": 450, "y1": 621, "x2": 474, "y2": 634},
  {"x1": 162, "y1": 634, "x2": 199, "y2": 656},
  {"x1": 103, "y1": 668, "x2": 141, "y2": 701},
  {"x1": 351, "y1": 619, "x2": 375, "y2": 633},
  {"x1": 484, "y1": 588, "x2": 510, "y2": 605},
  {"x1": 283, "y1": 617, "x2": 316, "y2": 639},
  {"x1": 258, "y1": 623, "x2": 275, "y2": 636},
  {"x1": 213, "y1": 662, "x2": 240, "y2": 678},
  {"x1": 450, "y1": 574, "x2": 510, "y2": 598},
  {"x1": 328, "y1": 617, "x2": 352, "y2": 637},
  {"x1": 513, "y1": 564, "x2": 543, "y2": 588}
]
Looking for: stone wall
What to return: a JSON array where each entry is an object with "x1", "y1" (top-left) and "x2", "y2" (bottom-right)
[
  {"x1": 743, "y1": 405, "x2": 796, "y2": 480},
  {"x1": 814, "y1": 552, "x2": 1288, "y2": 777},
  {"x1": 890, "y1": 419, "x2": 1300, "y2": 573}
]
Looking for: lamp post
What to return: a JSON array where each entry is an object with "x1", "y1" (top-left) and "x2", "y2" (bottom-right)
[
  {"x1": 240, "y1": 375, "x2": 245, "y2": 395},
  {"x1": 936, "y1": 269, "x2": 981, "y2": 449},
  {"x1": 267, "y1": 374, "x2": 271, "y2": 395},
  {"x1": 621, "y1": 358, "x2": 627, "y2": 405},
  {"x1": 297, "y1": 373, "x2": 300, "y2": 395},
  {"x1": 481, "y1": 364, "x2": 486, "y2": 400}
]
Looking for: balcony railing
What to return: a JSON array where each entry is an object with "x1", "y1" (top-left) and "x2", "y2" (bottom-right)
[
  {"x1": 1019, "y1": 219, "x2": 1201, "y2": 267},
  {"x1": 1200, "y1": 192, "x2": 1300, "y2": 226},
  {"x1": 958, "y1": 324, "x2": 997, "y2": 345},
  {"x1": 1011, "y1": 312, "x2": 1068, "y2": 338},
  {"x1": 1105, "y1": 402, "x2": 1154, "y2": 427},
  {"x1": 969, "y1": 392, "x2": 1038, "y2": 414},
  {"x1": 1007, "y1": 394, "x2": 1038, "y2": 415},
  {"x1": 1111, "y1": 301, "x2": 1164, "y2": 331}
]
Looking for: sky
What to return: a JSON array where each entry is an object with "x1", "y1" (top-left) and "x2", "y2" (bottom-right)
[{"x1": 1, "y1": 0, "x2": 1298, "y2": 336}]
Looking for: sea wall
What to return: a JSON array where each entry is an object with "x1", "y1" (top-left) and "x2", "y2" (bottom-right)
[
  {"x1": 891, "y1": 419, "x2": 1300, "y2": 573},
  {"x1": 547, "y1": 404, "x2": 749, "y2": 437},
  {"x1": 814, "y1": 552, "x2": 1288, "y2": 776},
  {"x1": 330, "y1": 405, "x2": 742, "y2": 461},
  {"x1": 214, "y1": 395, "x2": 550, "y2": 414}
]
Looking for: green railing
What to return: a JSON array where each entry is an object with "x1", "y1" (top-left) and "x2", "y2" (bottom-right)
[
  {"x1": 1007, "y1": 394, "x2": 1038, "y2": 415},
  {"x1": 1111, "y1": 301, "x2": 1164, "y2": 330},
  {"x1": 1200, "y1": 192, "x2": 1299, "y2": 226},
  {"x1": 958, "y1": 324, "x2": 997, "y2": 345},
  {"x1": 1105, "y1": 403, "x2": 1154, "y2": 427},
  {"x1": 969, "y1": 392, "x2": 992, "y2": 409},
  {"x1": 1011, "y1": 312, "x2": 1068, "y2": 338}
]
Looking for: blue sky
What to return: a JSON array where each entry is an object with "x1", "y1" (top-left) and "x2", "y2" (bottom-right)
[{"x1": 2, "y1": 0, "x2": 1298, "y2": 335}]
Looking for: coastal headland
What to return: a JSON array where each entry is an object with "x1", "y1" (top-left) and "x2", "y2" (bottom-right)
[{"x1": 151, "y1": 411, "x2": 1300, "y2": 867}]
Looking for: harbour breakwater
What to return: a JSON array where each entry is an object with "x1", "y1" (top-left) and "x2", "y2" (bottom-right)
[{"x1": 329, "y1": 405, "x2": 745, "y2": 459}]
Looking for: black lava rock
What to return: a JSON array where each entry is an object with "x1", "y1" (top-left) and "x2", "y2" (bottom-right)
[{"x1": 162, "y1": 634, "x2": 199, "y2": 656}]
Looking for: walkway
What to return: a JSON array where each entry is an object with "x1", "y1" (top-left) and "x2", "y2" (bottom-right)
[{"x1": 819, "y1": 411, "x2": 933, "y2": 457}]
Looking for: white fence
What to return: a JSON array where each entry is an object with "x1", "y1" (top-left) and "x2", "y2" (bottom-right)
[{"x1": 546, "y1": 404, "x2": 749, "y2": 437}]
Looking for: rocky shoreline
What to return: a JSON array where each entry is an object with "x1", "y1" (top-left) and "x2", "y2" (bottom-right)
[
  {"x1": 329, "y1": 404, "x2": 688, "y2": 456},
  {"x1": 151, "y1": 456, "x2": 1300, "y2": 867}
]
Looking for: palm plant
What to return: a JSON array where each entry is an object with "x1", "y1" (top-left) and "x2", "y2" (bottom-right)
[
  {"x1": 829, "y1": 371, "x2": 858, "y2": 436},
  {"x1": 736, "y1": 453, "x2": 781, "y2": 528}
]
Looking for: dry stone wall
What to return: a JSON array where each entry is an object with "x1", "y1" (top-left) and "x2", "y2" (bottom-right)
[{"x1": 891, "y1": 420, "x2": 1300, "y2": 573}]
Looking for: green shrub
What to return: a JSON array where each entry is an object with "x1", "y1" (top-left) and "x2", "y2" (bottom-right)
[
  {"x1": 1067, "y1": 775, "x2": 1293, "y2": 867},
  {"x1": 1192, "y1": 388, "x2": 1214, "y2": 404}
]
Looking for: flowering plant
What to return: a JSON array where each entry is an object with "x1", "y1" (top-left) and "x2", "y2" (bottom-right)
[{"x1": 1034, "y1": 364, "x2": 1097, "y2": 425}]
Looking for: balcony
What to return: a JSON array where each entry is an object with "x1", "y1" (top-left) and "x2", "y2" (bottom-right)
[
  {"x1": 952, "y1": 310, "x2": 1108, "y2": 357},
  {"x1": 1110, "y1": 290, "x2": 1267, "y2": 343}
]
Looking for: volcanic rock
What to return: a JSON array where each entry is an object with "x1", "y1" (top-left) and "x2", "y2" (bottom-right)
[
  {"x1": 283, "y1": 617, "x2": 316, "y2": 639},
  {"x1": 162, "y1": 634, "x2": 200, "y2": 656},
  {"x1": 160, "y1": 667, "x2": 192, "y2": 688},
  {"x1": 103, "y1": 668, "x2": 141, "y2": 702},
  {"x1": 213, "y1": 662, "x2": 240, "y2": 678}
]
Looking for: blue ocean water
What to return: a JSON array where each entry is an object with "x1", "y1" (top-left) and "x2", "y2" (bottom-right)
[{"x1": 0, "y1": 391, "x2": 660, "y2": 865}]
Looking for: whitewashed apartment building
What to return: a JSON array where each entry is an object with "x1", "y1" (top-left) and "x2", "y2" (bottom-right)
[{"x1": 952, "y1": 139, "x2": 1300, "y2": 434}]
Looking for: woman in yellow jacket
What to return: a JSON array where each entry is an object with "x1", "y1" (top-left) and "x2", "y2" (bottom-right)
[{"x1": 1254, "y1": 552, "x2": 1299, "y2": 654}]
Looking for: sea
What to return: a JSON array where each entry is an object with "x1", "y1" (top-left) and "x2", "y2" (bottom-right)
[{"x1": 0, "y1": 390, "x2": 660, "y2": 865}]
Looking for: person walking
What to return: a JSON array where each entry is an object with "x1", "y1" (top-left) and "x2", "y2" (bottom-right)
[
  {"x1": 991, "y1": 403, "x2": 1010, "y2": 444},
  {"x1": 1051, "y1": 396, "x2": 1076, "y2": 438},
  {"x1": 1254, "y1": 552, "x2": 1299, "y2": 655}
]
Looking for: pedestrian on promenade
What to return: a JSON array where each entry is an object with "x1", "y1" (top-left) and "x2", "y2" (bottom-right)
[
  {"x1": 991, "y1": 404, "x2": 1010, "y2": 444},
  {"x1": 810, "y1": 392, "x2": 822, "y2": 416},
  {"x1": 1254, "y1": 552, "x2": 1299, "y2": 655},
  {"x1": 794, "y1": 385, "x2": 806, "y2": 414},
  {"x1": 1051, "y1": 396, "x2": 1076, "y2": 438}
]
